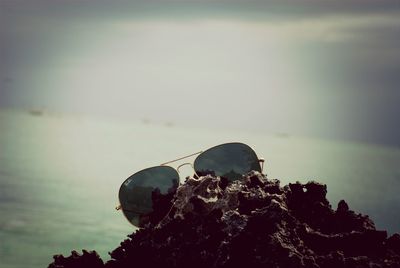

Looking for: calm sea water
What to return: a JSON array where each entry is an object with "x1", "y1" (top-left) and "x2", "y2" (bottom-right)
[{"x1": 1, "y1": 110, "x2": 399, "y2": 268}]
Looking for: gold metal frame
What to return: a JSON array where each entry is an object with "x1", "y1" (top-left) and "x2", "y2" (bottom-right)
[
  {"x1": 116, "y1": 143, "x2": 265, "y2": 212},
  {"x1": 160, "y1": 151, "x2": 203, "y2": 166}
]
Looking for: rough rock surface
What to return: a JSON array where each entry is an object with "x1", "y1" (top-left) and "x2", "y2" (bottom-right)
[{"x1": 48, "y1": 172, "x2": 400, "y2": 268}]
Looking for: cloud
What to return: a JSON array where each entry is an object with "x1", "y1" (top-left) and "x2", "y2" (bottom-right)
[
  {"x1": 1, "y1": 0, "x2": 400, "y2": 22},
  {"x1": 1, "y1": 0, "x2": 399, "y2": 146}
]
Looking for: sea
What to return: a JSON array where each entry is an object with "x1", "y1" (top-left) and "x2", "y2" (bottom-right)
[{"x1": 1, "y1": 109, "x2": 399, "y2": 268}]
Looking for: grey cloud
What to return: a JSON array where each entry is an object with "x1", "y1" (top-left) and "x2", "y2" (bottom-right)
[
  {"x1": 1, "y1": 0, "x2": 400, "y2": 21},
  {"x1": 1, "y1": 0, "x2": 399, "y2": 146}
]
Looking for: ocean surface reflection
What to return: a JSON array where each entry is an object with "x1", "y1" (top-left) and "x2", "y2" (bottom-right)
[{"x1": 1, "y1": 110, "x2": 399, "y2": 267}]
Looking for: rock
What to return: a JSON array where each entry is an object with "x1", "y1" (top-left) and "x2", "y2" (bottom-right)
[
  {"x1": 49, "y1": 250, "x2": 104, "y2": 268},
  {"x1": 48, "y1": 171, "x2": 400, "y2": 268},
  {"x1": 387, "y1": 233, "x2": 400, "y2": 254}
]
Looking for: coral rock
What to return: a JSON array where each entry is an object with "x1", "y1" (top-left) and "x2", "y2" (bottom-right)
[{"x1": 48, "y1": 171, "x2": 400, "y2": 268}]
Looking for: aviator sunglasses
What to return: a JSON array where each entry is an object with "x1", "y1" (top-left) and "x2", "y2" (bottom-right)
[{"x1": 116, "y1": 142, "x2": 265, "y2": 227}]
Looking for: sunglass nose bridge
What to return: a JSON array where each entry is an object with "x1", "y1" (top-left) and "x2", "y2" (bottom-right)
[
  {"x1": 176, "y1": 162, "x2": 200, "y2": 178},
  {"x1": 160, "y1": 150, "x2": 203, "y2": 166},
  {"x1": 177, "y1": 162, "x2": 194, "y2": 173}
]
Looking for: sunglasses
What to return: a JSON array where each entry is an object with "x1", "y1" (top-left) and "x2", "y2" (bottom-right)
[{"x1": 116, "y1": 142, "x2": 265, "y2": 227}]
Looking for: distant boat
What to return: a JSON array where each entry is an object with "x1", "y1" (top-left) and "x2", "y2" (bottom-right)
[{"x1": 28, "y1": 109, "x2": 44, "y2": 116}]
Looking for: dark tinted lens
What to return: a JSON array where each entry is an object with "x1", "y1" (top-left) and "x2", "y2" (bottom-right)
[
  {"x1": 118, "y1": 166, "x2": 179, "y2": 227},
  {"x1": 194, "y1": 142, "x2": 261, "y2": 182}
]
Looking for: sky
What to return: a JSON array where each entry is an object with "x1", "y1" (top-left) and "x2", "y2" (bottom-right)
[{"x1": 1, "y1": 0, "x2": 399, "y2": 147}]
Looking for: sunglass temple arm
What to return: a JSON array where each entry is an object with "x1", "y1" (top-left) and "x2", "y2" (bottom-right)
[{"x1": 259, "y1": 157, "x2": 265, "y2": 173}]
